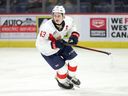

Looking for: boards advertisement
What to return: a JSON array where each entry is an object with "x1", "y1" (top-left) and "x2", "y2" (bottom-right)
[
  {"x1": 69, "y1": 15, "x2": 128, "y2": 41},
  {"x1": 0, "y1": 14, "x2": 128, "y2": 47},
  {"x1": 0, "y1": 16, "x2": 36, "y2": 39}
]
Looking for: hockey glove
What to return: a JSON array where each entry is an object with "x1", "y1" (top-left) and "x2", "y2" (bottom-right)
[
  {"x1": 51, "y1": 39, "x2": 67, "y2": 49},
  {"x1": 68, "y1": 32, "x2": 80, "y2": 45}
]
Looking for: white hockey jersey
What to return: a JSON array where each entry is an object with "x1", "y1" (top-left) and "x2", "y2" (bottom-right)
[{"x1": 36, "y1": 16, "x2": 77, "y2": 56}]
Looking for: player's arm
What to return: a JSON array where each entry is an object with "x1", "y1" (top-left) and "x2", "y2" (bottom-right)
[
  {"x1": 36, "y1": 24, "x2": 67, "y2": 55},
  {"x1": 68, "y1": 18, "x2": 80, "y2": 45},
  {"x1": 36, "y1": 24, "x2": 60, "y2": 55}
]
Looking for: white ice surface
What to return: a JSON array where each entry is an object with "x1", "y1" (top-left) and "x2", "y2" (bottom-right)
[{"x1": 0, "y1": 48, "x2": 128, "y2": 96}]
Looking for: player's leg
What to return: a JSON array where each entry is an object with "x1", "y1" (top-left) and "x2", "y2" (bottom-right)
[
  {"x1": 55, "y1": 65, "x2": 73, "y2": 89},
  {"x1": 67, "y1": 57, "x2": 81, "y2": 87},
  {"x1": 41, "y1": 53, "x2": 73, "y2": 89},
  {"x1": 58, "y1": 46, "x2": 81, "y2": 87}
]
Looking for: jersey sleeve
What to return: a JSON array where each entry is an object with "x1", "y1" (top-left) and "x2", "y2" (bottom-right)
[
  {"x1": 36, "y1": 22, "x2": 59, "y2": 56},
  {"x1": 66, "y1": 16, "x2": 78, "y2": 36},
  {"x1": 70, "y1": 18, "x2": 77, "y2": 32}
]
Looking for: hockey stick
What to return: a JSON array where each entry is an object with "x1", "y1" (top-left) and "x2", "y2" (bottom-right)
[{"x1": 65, "y1": 43, "x2": 111, "y2": 55}]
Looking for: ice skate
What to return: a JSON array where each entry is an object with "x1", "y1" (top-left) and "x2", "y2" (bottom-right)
[
  {"x1": 67, "y1": 75, "x2": 81, "y2": 88},
  {"x1": 55, "y1": 77, "x2": 74, "y2": 89}
]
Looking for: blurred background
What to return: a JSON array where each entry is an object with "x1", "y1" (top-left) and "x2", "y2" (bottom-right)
[
  {"x1": 1, "y1": 1, "x2": 128, "y2": 95},
  {"x1": 0, "y1": 0, "x2": 128, "y2": 14}
]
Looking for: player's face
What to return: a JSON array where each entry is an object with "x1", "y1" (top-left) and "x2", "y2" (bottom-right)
[{"x1": 52, "y1": 13, "x2": 64, "y2": 24}]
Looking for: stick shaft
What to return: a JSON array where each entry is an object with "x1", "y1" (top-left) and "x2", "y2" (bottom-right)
[{"x1": 65, "y1": 43, "x2": 111, "y2": 55}]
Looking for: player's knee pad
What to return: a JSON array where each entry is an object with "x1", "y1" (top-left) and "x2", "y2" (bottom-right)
[{"x1": 59, "y1": 46, "x2": 77, "y2": 60}]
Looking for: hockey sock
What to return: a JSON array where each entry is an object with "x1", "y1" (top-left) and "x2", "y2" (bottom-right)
[
  {"x1": 68, "y1": 63, "x2": 77, "y2": 76},
  {"x1": 67, "y1": 56, "x2": 78, "y2": 77},
  {"x1": 56, "y1": 65, "x2": 68, "y2": 83}
]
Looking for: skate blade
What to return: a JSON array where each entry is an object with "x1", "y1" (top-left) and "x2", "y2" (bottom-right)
[
  {"x1": 59, "y1": 87, "x2": 75, "y2": 90},
  {"x1": 69, "y1": 81, "x2": 80, "y2": 88}
]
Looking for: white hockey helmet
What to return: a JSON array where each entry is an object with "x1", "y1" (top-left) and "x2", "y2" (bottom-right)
[{"x1": 52, "y1": 5, "x2": 65, "y2": 14}]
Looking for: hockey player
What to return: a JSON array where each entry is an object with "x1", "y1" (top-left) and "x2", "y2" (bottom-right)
[{"x1": 36, "y1": 5, "x2": 80, "y2": 89}]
